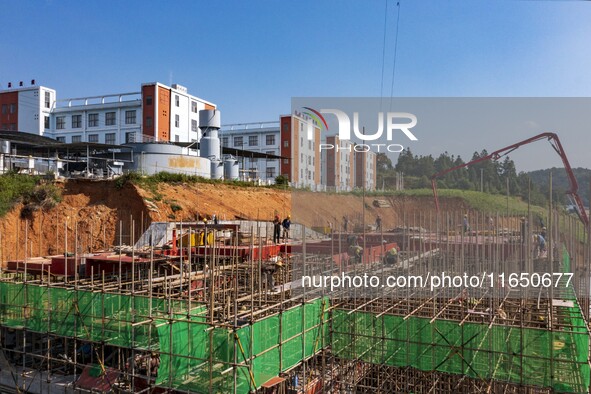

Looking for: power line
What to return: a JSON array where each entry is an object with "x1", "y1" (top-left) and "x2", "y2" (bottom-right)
[
  {"x1": 379, "y1": 0, "x2": 390, "y2": 104},
  {"x1": 389, "y1": 1, "x2": 401, "y2": 102}
]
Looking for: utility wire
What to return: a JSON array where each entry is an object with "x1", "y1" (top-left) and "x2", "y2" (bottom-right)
[
  {"x1": 389, "y1": 1, "x2": 402, "y2": 106},
  {"x1": 379, "y1": 0, "x2": 390, "y2": 109}
]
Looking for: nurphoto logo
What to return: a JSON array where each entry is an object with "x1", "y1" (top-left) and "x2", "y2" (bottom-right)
[{"x1": 299, "y1": 106, "x2": 418, "y2": 153}]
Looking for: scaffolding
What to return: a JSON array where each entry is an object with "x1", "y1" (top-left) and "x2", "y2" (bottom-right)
[{"x1": 0, "y1": 204, "x2": 589, "y2": 393}]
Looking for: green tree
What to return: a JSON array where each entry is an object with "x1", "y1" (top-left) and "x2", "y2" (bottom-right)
[{"x1": 394, "y1": 148, "x2": 417, "y2": 176}]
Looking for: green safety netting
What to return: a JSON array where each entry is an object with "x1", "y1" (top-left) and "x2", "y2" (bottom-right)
[
  {"x1": 332, "y1": 248, "x2": 590, "y2": 393},
  {"x1": 332, "y1": 309, "x2": 589, "y2": 392},
  {"x1": 0, "y1": 283, "x2": 195, "y2": 348},
  {"x1": 157, "y1": 297, "x2": 329, "y2": 393},
  {"x1": 1, "y1": 247, "x2": 588, "y2": 393},
  {"x1": 0, "y1": 283, "x2": 329, "y2": 394}
]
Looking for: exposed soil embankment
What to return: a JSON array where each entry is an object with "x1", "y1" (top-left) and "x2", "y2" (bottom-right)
[{"x1": 0, "y1": 179, "x2": 470, "y2": 264}]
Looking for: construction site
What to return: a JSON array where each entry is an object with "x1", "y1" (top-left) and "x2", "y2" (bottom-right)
[{"x1": 0, "y1": 170, "x2": 589, "y2": 394}]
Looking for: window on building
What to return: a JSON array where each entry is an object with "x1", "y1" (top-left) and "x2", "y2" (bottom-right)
[
  {"x1": 175, "y1": 95, "x2": 179, "y2": 107},
  {"x1": 88, "y1": 134, "x2": 99, "y2": 143},
  {"x1": 146, "y1": 95, "x2": 153, "y2": 105},
  {"x1": 105, "y1": 133, "x2": 116, "y2": 144},
  {"x1": 283, "y1": 158, "x2": 288, "y2": 164},
  {"x1": 9, "y1": 104, "x2": 16, "y2": 114},
  {"x1": 125, "y1": 132, "x2": 135, "y2": 143},
  {"x1": 282, "y1": 123, "x2": 289, "y2": 131},
  {"x1": 44, "y1": 116, "x2": 50, "y2": 129},
  {"x1": 1, "y1": 104, "x2": 7, "y2": 114},
  {"x1": 251, "y1": 158, "x2": 257, "y2": 164},
  {"x1": 56, "y1": 116, "x2": 66, "y2": 129},
  {"x1": 191, "y1": 119, "x2": 197, "y2": 132},
  {"x1": 125, "y1": 110, "x2": 136, "y2": 124},
  {"x1": 266, "y1": 134, "x2": 275, "y2": 145},
  {"x1": 146, "y1": 117, "x2": 153, "y2": 127},
  {"x1": 234, "y1": 136, "x2": 243, "y2": 147},
  {"x1": 72, "y1": 114, "x2": 82, "y2": 128},
  {"x1": 175, "y1": 114, "x2": 179, "y2": 128},
  {"x1": 56, "y1": 136, "x2": 66, "y2": 143},
  {"x1": 309, "y1": 141, "x2": 312, "y2": 150},
  {"x1": 266, "y1": 151, "x2": 275, "y2": 161},
  {"x1": 266, "y1": 168, "x2": 275, "y2": 178},
  {"x1": 71, "y1": 135, "x2": 82, "y2": 143},
  {"x1": 88, "y1": 113, "x2": 99, "y2": 127},
  {"x1": 191, "y1": 101, "x2": 197, "y2": 113},
  {"x1": 283, "y1": 140, "x2": 289, "y2": 148},
  {"x1": 222, "y1": 137, "x2": 229, "y2": 146},
  {"x1": 175, "y1": 135, "x2": 180, "y2": 142},
  {"x1": 106, "y1": 112, "x2": 116, "y2": 126},
  {"x1": 248, "y1": 135, "x2": 258, "y2": 146},
  {"x1": 44, "y1": 91, "x2": 51, "y2": 108},
  {"x1": 8, "y1": 123, "x2": 16, "y2": 131},
  {"x1": 300, "y1": 137, "x2": 303, "y2": 147}
]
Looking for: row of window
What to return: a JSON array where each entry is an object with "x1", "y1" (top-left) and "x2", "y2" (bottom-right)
[
  {"x1": 147, "y1": 94, "x2": 198, "y2": 113},
  {"x1": 55, "y1": 132, "x2": 136, "y2": 144},
  {"x1": 220, "y1": 134, "x2": 276, "y2": 147},
  {"x1": 243, "y1": 150, "x2": 279, "y2": 163},
  {"x1": 244, "y1": 166, "x2": 277, "y2": 179},
  {"x1": 55, "y1": 110, "x2": 137, "y2": 130}
]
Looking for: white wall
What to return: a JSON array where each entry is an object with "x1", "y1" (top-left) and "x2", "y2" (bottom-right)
[
  {"x1": 221, "y1": 126, "x2": 281, "y2": 181},
  {"x1": 17, "y1": 87, "x2": 55, "y2": 136},
  {"x1": 51, "y1": 101, "x2": 141, "y2": 144}
]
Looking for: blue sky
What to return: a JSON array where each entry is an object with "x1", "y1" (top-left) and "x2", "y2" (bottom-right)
[{"x1": 2, "y1": 1, "x2": 591, "y2": 170}]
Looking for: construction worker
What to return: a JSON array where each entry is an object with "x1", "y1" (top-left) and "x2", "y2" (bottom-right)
[
  {"x1": 263, "y1": 256, "x2": 283, "y2": 291},
  {"x1": 534, "y1": 233, "x2": 546, "y2": 258},
  {"x1": 273, "y1": 215, "x2": 281, "y2": 243},
  {"x1": 282, "y1": 215, "x2": 291, "y2": 240},
  {"x1": 463, "y1": 214, "x2": 470, "y2": 233},
  {"x1": 384, "y1": 242, "x2": 399, "y2": 266},
  {"x1": 149, "y1": 352, "x2": 160, "y2": 376},
  {"x1": 375, "y1": 215, "x2": 382, "y2": 232},
  {"x1": 347, "y1": 236, "x2": 363, "y2": 263},
  {"x1": 343, "y1": 216, "x2": 348, "y2": 232},
  {"x1": 348, "y1": 244, "x2": 363, "y2": 263}
]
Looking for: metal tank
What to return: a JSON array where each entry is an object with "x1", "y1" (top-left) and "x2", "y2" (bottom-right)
[
  {"x1": 210, "y1": 158, "x2": 224, "y2": 180},
  {"x1": 223, "y1": 157, "x2": 239, "y2": 180},
  {"x1": 0, "y1": 140, "x2": 10, "y2": 154},
  {"x1": 199, "y1": 110, "x2": 221, "y2": 160}
]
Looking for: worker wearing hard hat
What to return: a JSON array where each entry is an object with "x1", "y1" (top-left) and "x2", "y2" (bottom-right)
[
  {"x1": 263, "y1": 256, "x2": 283, "y2": 291},
  {"x1": 282, "y1": 215, "x2": 291, "y2": 240},
  {"x1": 384, "y1": 242, "x2": 399, "y2": 266}
]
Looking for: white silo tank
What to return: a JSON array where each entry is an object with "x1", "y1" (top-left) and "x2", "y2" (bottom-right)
[
  {"x1": 210, "y1": 158, "x2": 224, "y2": 180},
  {"x1": 199, "y1": 110, "x2": 221, "y2": 160},
  {"x1": 223, "y1": 157, "x2": 239, "y2": 180}
]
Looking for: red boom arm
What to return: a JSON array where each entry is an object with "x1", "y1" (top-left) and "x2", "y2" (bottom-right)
[{"x1": 430, "y1": 132, "x2": 589, "y2": 226}]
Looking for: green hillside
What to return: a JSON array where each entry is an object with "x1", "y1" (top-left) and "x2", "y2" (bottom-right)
[{"x1": 527, "y1": 167, "x2": 591, "y2": 207}]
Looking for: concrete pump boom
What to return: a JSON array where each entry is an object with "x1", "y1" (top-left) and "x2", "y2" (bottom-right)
[{"x1": 430, "y1": 132, "x2": 589, "y2": 226}]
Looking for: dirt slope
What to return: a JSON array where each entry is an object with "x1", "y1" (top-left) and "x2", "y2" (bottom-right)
[{"x1": 0, "y1": 180, "x2": 469, "y2": 264}]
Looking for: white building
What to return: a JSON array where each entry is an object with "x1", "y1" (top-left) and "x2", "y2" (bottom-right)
[
  {"x1": 220, "y1": 122, "x2": 281, "y2": 182},
  {"x1": 0, "y1": 81, "x2": 215, "y2": 146},
  {"x1": 221, "y1": 113, "x2": 324, "y2": 189},
  {"x1": 0, "y1": 82, "x2": 56, "y2": 135}
]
